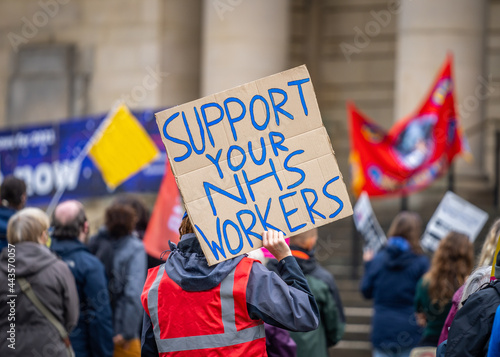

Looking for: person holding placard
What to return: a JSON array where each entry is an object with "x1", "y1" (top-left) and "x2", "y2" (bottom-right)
[
  {"x1": 140, "y1": 213, "x2": 319, "y2": 356},
  {"x1": 361, "y1": 212, "x2": 430, "y2": 357}
]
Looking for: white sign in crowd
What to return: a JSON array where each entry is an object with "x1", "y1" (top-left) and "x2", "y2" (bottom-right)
[
  {"x1": 421, "y1": 191, "x2": 489, "y2": 252},
  {"x1": 353, "y1": 191, "x2": 386, "y2": 253},
  {"x1": 354, "y1": 191, "x2": 490, "y2": 254}
]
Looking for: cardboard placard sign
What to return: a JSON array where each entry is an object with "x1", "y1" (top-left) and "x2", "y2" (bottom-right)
[
  {"x1": 421, "y1": 191, "x2": 489, "y2": 252},
  {"x1": 353, "y1": 191, "x2": 386, "y2": 254},
  {"x1": 155, "y1": 65, "x2": 353, "y2": 265}
]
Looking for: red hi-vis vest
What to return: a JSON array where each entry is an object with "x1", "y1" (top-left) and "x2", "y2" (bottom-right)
[{"x1": 141, "y1": 257, "x2": 267, "y2": 356}]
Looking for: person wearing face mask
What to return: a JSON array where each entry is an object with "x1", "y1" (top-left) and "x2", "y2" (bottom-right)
[{"x1": 0, "y1": 207, "x2": 79, "y2": 356}]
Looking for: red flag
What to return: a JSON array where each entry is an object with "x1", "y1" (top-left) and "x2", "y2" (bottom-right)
[
  {"x1": 349, "y1": 55, "x2": 469, "y2": 197},
  {"x1": 143, "y1": 161, "x2": 182, "y2": 259}
]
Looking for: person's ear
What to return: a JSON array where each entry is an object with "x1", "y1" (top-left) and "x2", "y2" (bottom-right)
[
  {"x1": 38, "y1": 230, "x2": 48, "y2": 245},
  {"x1": 83, "y1": 221, "x2": 89, "y2": 235}
]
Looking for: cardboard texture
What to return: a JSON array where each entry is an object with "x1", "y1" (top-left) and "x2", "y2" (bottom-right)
[{"x1": 155, "y1": 65, "x2": 353, "y2": 265}]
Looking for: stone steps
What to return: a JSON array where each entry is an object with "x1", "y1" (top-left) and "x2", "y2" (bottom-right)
[
  {"x1": 330, "y1": 340, "x2": 372, "y2": 357},
  {"x1": 332, "y1": 286, "x2": 373, "y2": 357}
]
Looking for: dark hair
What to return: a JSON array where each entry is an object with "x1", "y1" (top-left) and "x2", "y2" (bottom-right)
[
  {"x1": 105, "y1": 203, "x2": 136, "y2": 238},
  {"x1": 1, "y1": 175, "x2": 26, "y2": 209},
  {"x1": 51, "y1": 207, "x2": 87, "y2": 239},
  {"x1": 112, "y1": 194, "x2": 150, "y2": 232},
  {"x1": 387, "y1": 211, "x2": 423, "y2": 254},
  {"x1": 179, "y1": 215, "x2": 194, "y2": 236}
]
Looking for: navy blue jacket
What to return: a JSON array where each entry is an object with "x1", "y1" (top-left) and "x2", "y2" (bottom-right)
[
  {"x1": 360, "y1": 241, "x2": 430, "y2": 351},
  {"x1": 445, "y1": 280, "x2": 500, "y2": 357},
  {"x1": 141, "y1": 234, "x2": 319, "y2": 356},
  {"x1": 0, "y1": 206, "x2": 15, "y2": 251},
  {"x1": 51, "y1": 238, "x2": 114, "y2": 357}
]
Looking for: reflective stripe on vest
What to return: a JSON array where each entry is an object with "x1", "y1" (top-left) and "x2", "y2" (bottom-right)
[{"x1": 147, "y1": 265, "x2": 265, "y2": 353}]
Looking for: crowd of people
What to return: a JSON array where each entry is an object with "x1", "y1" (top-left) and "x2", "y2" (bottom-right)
[
  {"x1": 0, "y1": 173, "x2": 500, "y2": 357},
  {"x1": 0, "y1": 175, "x2": 345, "y2": 357},
  {"x1": 361, "y1": 211, "x2": 500, "y2": 357}
]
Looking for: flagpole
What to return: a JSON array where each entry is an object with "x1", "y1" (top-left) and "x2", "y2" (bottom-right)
[
  {"x1": 45, "y1": 102, "x2": 122, "y2": 216},
  {"x1": 400, "y1": 194, "x2": 408, "y2": 212},
  {"x1": 448, "y1": 163, "x2": 455, "y2": 193}
]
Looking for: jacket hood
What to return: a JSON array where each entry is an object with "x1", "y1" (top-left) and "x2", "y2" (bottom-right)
[
  {"x1": 165, "y1": 233, "x2": 244, "y2": 292},
  {"x1": 384, "y1": 243, "x2": 416, "y2": 270},
  {"x1": 50, "y1": 238, "x2": 89, "y2": 257},
  {"x1": 0, "y1": 241, "x2": 59, "y2": 276}
]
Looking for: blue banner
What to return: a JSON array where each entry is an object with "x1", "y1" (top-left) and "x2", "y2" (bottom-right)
[{"x1": 0, "y1": 110, "x2": 167, "y2": 206}]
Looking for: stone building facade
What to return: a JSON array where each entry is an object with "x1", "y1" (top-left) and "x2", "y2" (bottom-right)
[{"x1": 0, "y1": 0, "x2": 498, "y2": 223}]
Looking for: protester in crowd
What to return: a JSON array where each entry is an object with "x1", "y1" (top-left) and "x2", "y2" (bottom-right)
[
  {"x1": 438, "y1": 265, "x2": 492, "y2": 345},
  {"x1": 436, "y1": 266, "x2": 492, "y2": 357},
  {"x1": 267, "y1": 228, "x2": 345, "y2": 357},
  {"x1": 444, "y1": 248, "x2": 500, "y2": 356},
  {"x1": 414, "y1": 232, "x2": 474, "y2": 351},
  {"x1": 361, "y1": 211, "x2": 430, "y2": 357},
  {"x1": 113, "y1": 194, "x2": 162, "y2": 268},
  {"x1": 0, "y1": 207, "x2": 79, "y2": 356},
  {"x1": 0, "y1": 175, "x2": 26, "y2": 251},
  {"x1": 50, "y1": 200, "x2": 114, "y2": 357},
  {"x1": 477, "y1": 218, "x2": 500, "y2": 267},
  {"x1": 445, "y1": 274, "x2": 500, "y2": 355},
  {"x1": 435, "y1": 218, "x2": 500, "y2": 353},
  {"x1": 89, "y1": 202, "x2": 147, "y2": 357},
  {"x1": 140, "y1": 214, "x2": 319, "y2": 356}
]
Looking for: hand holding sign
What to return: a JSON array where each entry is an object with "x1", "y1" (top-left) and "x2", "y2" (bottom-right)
[{"x1": 262, "y1": 230, "x2": 291, "y2": 262}]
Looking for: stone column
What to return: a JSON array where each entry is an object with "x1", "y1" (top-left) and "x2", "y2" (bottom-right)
[
  {"x1": 160, "y1": 0, "x2": 202, "y2": 107},
  {"x1": 201, "y1": 0, "x2": 290, "y2": 96},
  {"x1": 394, "y1": 0, "x2": 488, "y2": 174}
]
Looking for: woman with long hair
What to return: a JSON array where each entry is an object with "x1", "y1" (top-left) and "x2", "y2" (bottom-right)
[
  {"x1": 437, "y1": 265, "x2": 492, "y2": 347},
  {"x1": 361, "y1": 211, "x2": 430, "y2": 357},
  {"x1": 414, "y1": 231, "x2": 474, "y2": 348}
]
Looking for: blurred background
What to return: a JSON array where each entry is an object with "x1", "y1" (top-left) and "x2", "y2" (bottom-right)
[{"x1": 0, "y1": 1, "x2": 499, "y2": 355}]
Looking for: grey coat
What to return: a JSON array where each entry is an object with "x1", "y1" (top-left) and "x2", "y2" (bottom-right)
[
  {"x1": 0, "y1": 242, "x2": 79, "y2": 357},
  {"x1": 89, "y1": 230, "x2": 147, "y2": 340}
]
